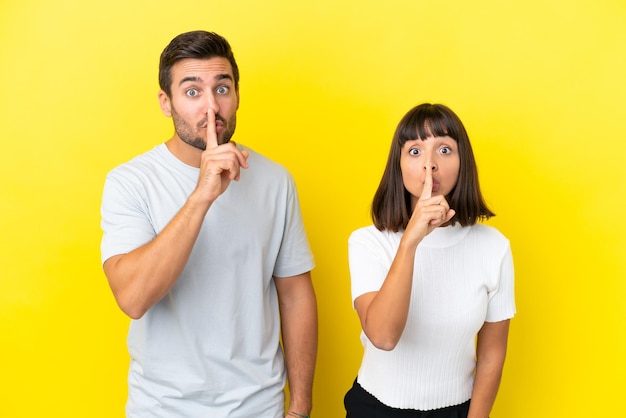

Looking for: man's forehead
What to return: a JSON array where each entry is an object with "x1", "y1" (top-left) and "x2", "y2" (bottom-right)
[{"x1": 172, "y1": 57, "x2": 234, "y2": 81}]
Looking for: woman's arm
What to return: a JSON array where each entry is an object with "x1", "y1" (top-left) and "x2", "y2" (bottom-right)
[
  {"x1": 468, "y1": 319, "x2": 511, "y2": 418},
  {"x1": 354, "y1": 166, "x2": 455, "y2": 351},
  {"x1": 354, "y1": 236, "x2": 419, "y2": 351}
]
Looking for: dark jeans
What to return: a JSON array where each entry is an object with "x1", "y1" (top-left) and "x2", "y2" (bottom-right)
[{"x1": 344, "y1": 379, "x2": 470, "y2": 418}]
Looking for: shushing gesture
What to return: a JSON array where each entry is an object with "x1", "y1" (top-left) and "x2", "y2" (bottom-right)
[
  {"x1": 195, "y1": 109, "x2": 249, "y2": 205},
  {"x1": 405, "y1": 165, "x2": 456, "y2": 244}
]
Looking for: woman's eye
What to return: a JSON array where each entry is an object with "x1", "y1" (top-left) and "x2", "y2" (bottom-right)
[
  {"x1": 186, "y1": 89, "x2": 198, "y2": 97},
  {"x1": 440, "y1": 146, "x2": 452, "y2": 154},
  {"x1": 216, "y1": 86, "x2": 229, "y2": 94},
  {"x1": 409, "y1": 148, "x2": 420, "y2": 156}
]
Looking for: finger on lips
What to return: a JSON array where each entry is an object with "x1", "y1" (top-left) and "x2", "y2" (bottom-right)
[
  {"x1": 206, "y1": 110, "x2": 218, "y2": 149},
  {"x1": 420, "y1": 166, "x2": 433, "y2": 201}
]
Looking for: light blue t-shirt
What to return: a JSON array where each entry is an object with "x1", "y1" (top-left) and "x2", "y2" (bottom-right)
[{"x1": 101, "y1": 144, "x2": 314, "y2": 417}]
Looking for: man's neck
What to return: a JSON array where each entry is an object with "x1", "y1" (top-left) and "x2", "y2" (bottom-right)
[{"x1": 165, "y1": 136, "x2": 202, "y2": 168}]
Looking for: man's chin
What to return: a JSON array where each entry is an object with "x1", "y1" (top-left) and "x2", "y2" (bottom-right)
[
  {"x1": 186, "y1": 132, "x2": 232, "y2": 149},
  {"x1": 184, "y1": 138, "x2": 207, "y2": 151},
  {"x1": 220, "y1": 130, "x2": 235, "y2": 145}
]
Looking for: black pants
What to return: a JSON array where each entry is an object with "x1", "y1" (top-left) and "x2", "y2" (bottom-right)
[{"x1": 344, "y1": 379, "x2": 470, "y2": 418}]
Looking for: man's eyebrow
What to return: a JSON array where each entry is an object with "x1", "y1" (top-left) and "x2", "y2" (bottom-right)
[
  {"x1": 179, "y1": 76, "x2": 201, "y2": 86},
  {"x1": 216, "y1": 73, "x2": 233, "y2": 82},
  {"x1": 178, "y1": 74, "x2": 233, "y2": 86}
]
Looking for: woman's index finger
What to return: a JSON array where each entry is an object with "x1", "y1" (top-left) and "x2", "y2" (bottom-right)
[{"x1": 420, "y1": 165, "x2": 433, "y2": 201}]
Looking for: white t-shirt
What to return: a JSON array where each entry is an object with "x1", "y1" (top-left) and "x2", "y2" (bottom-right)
[
  {"x1": 349, "y1": 223, "x2": 515, "y2": 410},
  {"x1": 101, "y1": 144, "x2": 314, "y2": 418}
]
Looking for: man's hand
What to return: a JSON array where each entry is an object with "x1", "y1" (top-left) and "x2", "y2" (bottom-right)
[{"x1": 194, "y1": 110, "x2": 249, "y2": 204}]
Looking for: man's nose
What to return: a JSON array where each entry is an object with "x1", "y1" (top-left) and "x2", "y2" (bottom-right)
[{"x1": 206, "y1": 93, "x2": 219, "y2": 115}]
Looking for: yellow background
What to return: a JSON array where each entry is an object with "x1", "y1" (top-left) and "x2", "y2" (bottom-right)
[{"x1": 1, "y1": 0, "x2": 625, "y2": 416}]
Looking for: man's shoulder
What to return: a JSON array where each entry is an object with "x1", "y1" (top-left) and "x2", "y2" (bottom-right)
[
  {"x1": 106, "y1": 144, "x2": 169, "y2": 178},
  {"x1": 241, "y1": 145, "x2": 292, "y2": 178}
]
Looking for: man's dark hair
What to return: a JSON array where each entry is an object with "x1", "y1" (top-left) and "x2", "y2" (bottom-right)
[{"x1": 158, "y1": 30, "x2": 240, "y2": 97}]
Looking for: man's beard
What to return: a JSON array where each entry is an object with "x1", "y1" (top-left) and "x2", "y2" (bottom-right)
[{"x1": 171, "y1": 108, "x2": 237, "y2": 151}]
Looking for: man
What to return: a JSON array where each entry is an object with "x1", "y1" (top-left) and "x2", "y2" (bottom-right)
[{"x1": 100, "y1": 30, "x2": 317, "y2": 418}]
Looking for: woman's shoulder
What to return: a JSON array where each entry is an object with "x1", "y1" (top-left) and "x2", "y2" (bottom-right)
[
  {"x1": 349, "y1": 225, "x2": 402, "y2": 244},
  {"x1": 469, "y1": 223, "x2": 510, "y2": 246}
]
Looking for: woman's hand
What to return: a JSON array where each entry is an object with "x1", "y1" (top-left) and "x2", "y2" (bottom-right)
[{"x1": 404, "y1": 165, "x2": 455, "y2": 244}]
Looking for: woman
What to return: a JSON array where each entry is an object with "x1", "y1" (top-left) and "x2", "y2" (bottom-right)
[{"x1": 345, "y1": 103, "x2": 516, "y2": 418}]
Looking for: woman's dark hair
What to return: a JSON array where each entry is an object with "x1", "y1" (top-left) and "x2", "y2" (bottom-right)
[
  {"x1": 158, "y1": 30, "x2": 240, "y2": 97},
  {"x1": 372, "y1": 103, "x2": 494, "y2": 231}
]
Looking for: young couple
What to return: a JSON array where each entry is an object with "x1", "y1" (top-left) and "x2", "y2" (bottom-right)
[{"x1": 100, "y1": 30, "x2": 515, "y2": 418}]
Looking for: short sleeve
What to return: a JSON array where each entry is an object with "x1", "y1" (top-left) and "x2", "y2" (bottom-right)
[
  {"x1": 100, "y1": 171, "x2": 156, "y2": 264},
  {"x1": 485, "y1": 243, "x2": 516, "y2": 322},
  {"x1": 348, "y1": 228, "x2": 395, "y2": 306},
  {"x1": 272, "y1": 174, "x2": 315, "y2": 278}
]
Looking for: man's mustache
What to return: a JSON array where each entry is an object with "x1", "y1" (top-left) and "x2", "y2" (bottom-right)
[{"x1": 198, "y1": 114, "x2": 226, "y2": 127}]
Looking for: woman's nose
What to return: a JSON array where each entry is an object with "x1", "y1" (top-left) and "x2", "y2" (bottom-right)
[{"x1": 423, "y1": 157, "x2": 437, "y2": 171}]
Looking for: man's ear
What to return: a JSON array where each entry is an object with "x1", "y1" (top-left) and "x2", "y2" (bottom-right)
[{"x1": 158, "y1": 90, "x2": 172, "y2": 117}]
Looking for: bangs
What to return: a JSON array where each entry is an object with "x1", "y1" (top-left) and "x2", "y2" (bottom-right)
[{"x1": 396, "y1": 105, "x2": 456, "y2": 145}]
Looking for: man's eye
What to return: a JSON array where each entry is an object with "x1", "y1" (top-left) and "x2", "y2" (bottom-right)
[
  {"x1": 216, "y1": 86, "x2": 229, "y2": 95},
  {"x1": 409, "y1": 148, "x2": 420, "y2": 155},
  {"x1": 186, "y1": 89, "x2": 198, "y2": 97}
]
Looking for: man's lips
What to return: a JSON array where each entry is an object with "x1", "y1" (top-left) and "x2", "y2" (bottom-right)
[{"x1": 201, "y1": 121, "x2": 224, "y2": 131}]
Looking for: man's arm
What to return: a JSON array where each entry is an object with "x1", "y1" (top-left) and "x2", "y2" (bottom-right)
[
  {"x1": 103, "y1": 110, "x2": 249, "y2": 319},
  {"x1": 103, "y1": 192, "x2": 210, "y2": 319},
  {"x1": 468, "y1": 319, "x2": 510, "y2": 418},
  {"x1": 275, "y1": 272, "x2": 317, "y2": 417}
]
